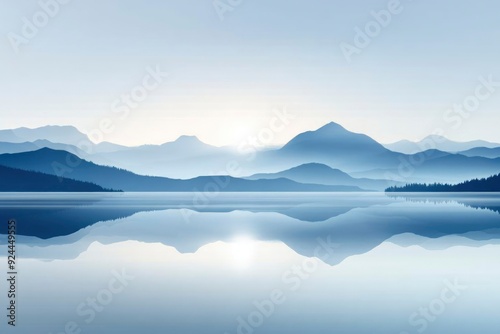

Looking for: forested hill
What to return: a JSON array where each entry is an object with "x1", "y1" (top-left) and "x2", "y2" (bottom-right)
[
  {"x1": 0, "y1": 165, "x2": 117, "y2": 192},
  {"x1": 386, "y1": 173, "x2": 500, "y2": 192}
]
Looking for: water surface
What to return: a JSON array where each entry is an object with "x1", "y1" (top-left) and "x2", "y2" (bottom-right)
[{"x1": 1, "y1": 193, "x2": 499, "y2": 334}]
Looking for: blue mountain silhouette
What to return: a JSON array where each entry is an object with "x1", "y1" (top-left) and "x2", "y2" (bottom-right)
[
  {"x1": 0, "y1": 148, "x2": 362, "y2": 192},
  {"x1": 2, "y1": 122, "x2": 500, "y2": 185},
  {"x1": 458, "y1": 147, "x2": 500, "y2": 159},
  {"x1": 254, "y1": 122, "x2": 500, "y2": 183},
  {"x1": 248, "y1": 122, "x2": 400, "y2": 175},
  {"x1": 280, "y1": 122, "x2": 391, "y2": 162},
  {"x1": 0, "y1": 139, "x2": 89, "y2": 156},
  {"x1": 246, "y1": 163, "x2": 398, "y2": 191}
]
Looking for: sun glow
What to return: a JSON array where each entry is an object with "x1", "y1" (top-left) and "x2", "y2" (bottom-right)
[{"x1": 230, "y1": 237, "x2": 256, "y2": 269}]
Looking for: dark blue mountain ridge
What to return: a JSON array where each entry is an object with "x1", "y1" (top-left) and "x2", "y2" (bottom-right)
[
  {"x1": 0, "y1": 148, "x2": 364, "y2": 192},
  {"x1": 0, "y1": 139, "x2": 89, "y2": 156},
  {"x1": 0, "y1": 134, "x2": 256, "y2": 179},
  {"x1": 0, "y1": 164, "x2": 116, "y2": 192}
]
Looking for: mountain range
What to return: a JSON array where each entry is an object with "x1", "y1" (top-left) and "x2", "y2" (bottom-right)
[
  {"x1": 251, "y1": 123, "x2": 500, "y2": 184},
  {"x1": 246, "y1": 163, "x2": 400, "y2": 191},
  {"x1": 0, "y1": 148, "x2": 363, "y2": 192},
  {"x1": 1, "y1": 122, "x2": 500, "y2": 191},
  {"x1": 458, "y1": 147, "x2": 500, "y2": 159},
  {"x1": 0, "y1": 126, "x2": 127, "y2": 154},
  {"x1": 384, "y1": 135, "x2": 500, "y2": 154}
]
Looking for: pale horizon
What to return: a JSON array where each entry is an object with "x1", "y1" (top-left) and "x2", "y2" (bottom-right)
[
  {"x1": 1, "y1": 121, "x2": 499, "y2": 148},
  {"x1": 1, "y1": 0, "x2": 500, "y2": 147}
]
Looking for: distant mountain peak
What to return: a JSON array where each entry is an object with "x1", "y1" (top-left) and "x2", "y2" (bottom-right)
[
  {"x1": 319, "y1": 121, "x2": 347, "y2": 129},
  {"x1": 281, "y1": 121, "x2": 385, "y2": 152},
  {"x1": 290, "y1": 162, "x2": 336, "y2": 171},
  {"x1": 423, "y1": 134, "x2": 448, "y2": 141},
  {"x1": 35, "y1": 124, "x2": 79, "y2": 130},
  {"x1": 12, "y1": 124, "x2": 84, "y2": 134},
  {"x1": 14, "y1": 147, "x2": 80, "y2": 158},
  {"x1": 6, "y1": 124, "x2": 74, "y2": 130},
  {"x1": 175, "y1": 135, "x2": 201, "y2": 142},
  {"x1": 298, "y1": 162, "x2": 330, "y2": 167},
  {"x1": 162, "y1": 135, "x2": 208, "y2": 147},
  {"x1": 36, "y1": 147, "x2": 60, "y2": 153},
  {"x1": 156, "y1": 135, "x2": 215, "y2": 150}
]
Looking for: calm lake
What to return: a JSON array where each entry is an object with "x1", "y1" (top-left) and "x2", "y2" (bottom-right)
[{"x1": 1, "y1": 192, "x2": 500, "y2": 334}]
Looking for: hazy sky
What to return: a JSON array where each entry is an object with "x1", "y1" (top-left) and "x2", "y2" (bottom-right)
[{"x1": 1, "y1": 0, "x2": 499, "y2": 146}]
